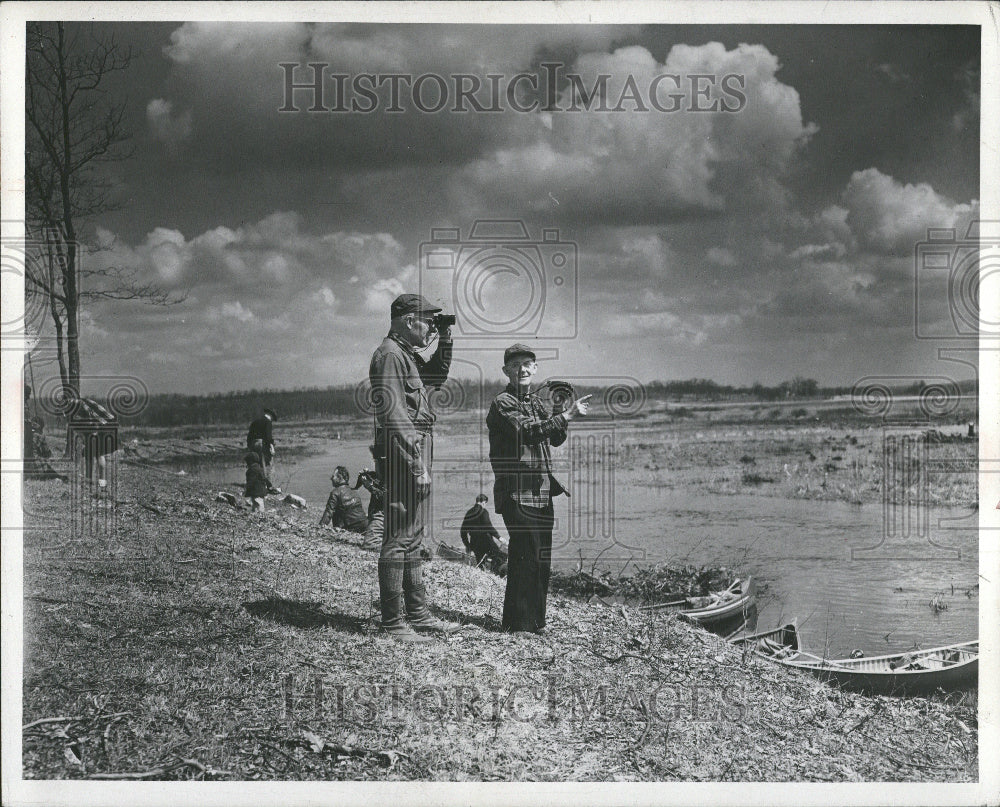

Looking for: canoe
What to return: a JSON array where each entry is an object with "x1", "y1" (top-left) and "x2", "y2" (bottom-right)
[
  {"x1": 436, "y1": 542, "x2": 476, "y2": 565},
  {"x1": 638, "y1": 577, "x2": 757, "y2": 627},
  {"x1": 731, "y1": 623, "x2": 978, "y2": 695}
]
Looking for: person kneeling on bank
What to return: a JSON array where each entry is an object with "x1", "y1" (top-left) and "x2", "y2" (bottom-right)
[{"x1": 319, "y1": 466, "x2": 369, "y2": 534}]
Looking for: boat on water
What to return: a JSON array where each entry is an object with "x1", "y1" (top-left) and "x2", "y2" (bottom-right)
[
  {"x1": 730, "y1": 623, "x2": 978, "y2": 695},
  {"x1": 637, "y1": 577, "x2": 756, "y2": 628},
  {"x1": 436, "y1": 542, "x2": 476, "y2": 565}
]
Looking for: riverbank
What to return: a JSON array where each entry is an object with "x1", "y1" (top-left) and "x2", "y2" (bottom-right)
[{"x1": 21, "y1": 463, "x2": 977, "y2": 781}]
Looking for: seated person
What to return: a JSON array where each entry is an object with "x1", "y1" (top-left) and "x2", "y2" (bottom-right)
[
  {"x1": 461, "y1": 494, "x2": 508, "y2": 575},
  {"x1": 319, "y1": 466, "x2": 368, "y2": 534},
  {"x1": 244, "y1": 452, "x2": 269, "y2": 511},
  {"x1": 23, "y1": 384, "x2": 67, "y2": 482}
]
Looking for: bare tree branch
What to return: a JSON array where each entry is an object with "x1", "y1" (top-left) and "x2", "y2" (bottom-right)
[{"x1": 26, "y1": 22, "x2": 170, "y2": 403}]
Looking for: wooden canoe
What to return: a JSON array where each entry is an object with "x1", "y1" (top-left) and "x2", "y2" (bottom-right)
[
  {"x1": 730, "y1": 623, "x2": 978, "y2": 695},
  {"x1": 638, "y1": 577, "x2": 757, "y2": 627},
  {"x1": 436, "y1": 542, "x2": 476, "y2": 565}
]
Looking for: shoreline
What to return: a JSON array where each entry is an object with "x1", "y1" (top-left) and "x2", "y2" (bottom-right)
[
  {"x1": 20, "y1": 462, "x2": 978, "y2": 781},
  {"x1": 116, "y1": 415, "x2": 978, "y2": 510}
]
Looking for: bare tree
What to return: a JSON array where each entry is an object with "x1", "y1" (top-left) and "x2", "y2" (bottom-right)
[{"x1": 25, "y1": 21, "x2": 179, "y2": 407}]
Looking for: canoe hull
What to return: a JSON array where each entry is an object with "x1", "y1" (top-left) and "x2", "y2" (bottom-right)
[
  {"x1": 731, "y1": 623, "x2": 978, "y2": 695},
  {"x1": 790, "y1": 661, "x2": 978, "y2": 695}
]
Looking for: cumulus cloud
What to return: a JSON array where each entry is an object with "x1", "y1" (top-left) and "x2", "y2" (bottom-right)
[
  {"x1": 146, "y1": 98, "x2": 192, "y2": 145},
  {"x1": 206, "y1": 301, "x2": 255, "y2": 322},
  {"x1": 155, "y1": 22, "x2": 641, "y2": 173},
  {"x1": 461, "y1": 42, "x2": 817, "y2": 222},
  {"x1": 837, "y1": 168, "x2": 977, "y2": 256},
  {"x1": 94, "y1": 212, "x2": 416, "y2": 299}
]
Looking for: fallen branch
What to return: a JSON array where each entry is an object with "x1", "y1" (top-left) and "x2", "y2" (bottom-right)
[
  {"x1": 88, "y1": 757, "x2": 231, "y2": 780},
  {"x1": 23, "y1": 716, "x2": 75, "y2": 730}
]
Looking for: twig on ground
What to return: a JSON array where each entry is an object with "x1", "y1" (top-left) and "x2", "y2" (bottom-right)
[{"x1": 88, "y1": 757, "x2": 232, "y2": 780}]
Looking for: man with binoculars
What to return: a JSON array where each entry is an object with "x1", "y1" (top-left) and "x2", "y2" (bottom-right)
[{"x1": 368, "y1": 293, "x2": 460, "y2": 642}]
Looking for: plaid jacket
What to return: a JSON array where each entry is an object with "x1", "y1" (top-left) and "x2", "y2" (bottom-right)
[{"x1": 486, "y1": 384, "x2": 569, "y2": 512}]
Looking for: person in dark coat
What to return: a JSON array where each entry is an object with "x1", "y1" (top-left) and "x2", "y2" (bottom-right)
[
  {"x1": 69, "y1": 396, "x2": 119, "y2": 492},
  {"x1": 487, "y1": 344, "x2": 591, "y2": 633},
  {"x1": 244, "y1": 452, "x2": 269, "y2": 511},
  {"x1": 353, "y1": 468, "x2": 385, "y2": 550},
  {"x1": 320, "y1": 466, "x2": 369, "y2": 533},
  {"x1": 461, "y1": 494, "x2": 507, "y2": 574},
  {"x1": 246, "y1": 407, "x2": 279, "y2": 493}
]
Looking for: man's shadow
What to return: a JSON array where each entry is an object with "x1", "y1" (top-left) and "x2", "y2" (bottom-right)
[
  {"x1": 242, "y1": 597, "x2": 370, "y2": 634},
  {"x1": 429, "y1": 604, "x2": 503, "y2": 633}
]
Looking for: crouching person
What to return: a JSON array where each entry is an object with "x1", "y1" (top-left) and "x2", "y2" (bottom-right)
[
  {"x1": 244, "y1": 452, "x2": 268, "y2": 511},
  {"x1": 319, "y1": 466, "x2": 369, "y2": 534}
]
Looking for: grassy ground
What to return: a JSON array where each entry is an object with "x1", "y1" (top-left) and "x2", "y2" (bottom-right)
[{"x1": 21, "y1": 462, "x2": 977, "y2": 782}]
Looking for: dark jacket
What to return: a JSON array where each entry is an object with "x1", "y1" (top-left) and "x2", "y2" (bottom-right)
[
  {"x1": 486, "y1": 384, "x2": 568, "y2": 513},
  {"x1": 244, "y1": 461, "x2": 269, "y2": 499},
  {"x1": 368, "y1": 331, "x2": 451, "y2": 477},
  {"x1": 320, "y1": 482, "x2": 368, "y2": 532},
  {"x1": 461, "y1": 503, "x2": 504, "y2": 560},
  {"x1": 365, "y1": 483, "x2": 385, "y2": 521},
  {"x1": 246, "y1": 416, "x2": 274, "y2": 454}
]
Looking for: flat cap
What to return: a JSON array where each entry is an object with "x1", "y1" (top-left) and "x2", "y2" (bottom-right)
[
  {"x1": 503, "y1": 343, "x2": 537, "y2": 365},
  {"x1": 391, "y1": 293, "x2": 442, "y2": 318}
]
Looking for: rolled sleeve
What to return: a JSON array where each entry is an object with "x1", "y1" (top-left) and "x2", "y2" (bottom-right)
[{"x1": 419, "y1": 338, "x2": 452, "y2": 389}]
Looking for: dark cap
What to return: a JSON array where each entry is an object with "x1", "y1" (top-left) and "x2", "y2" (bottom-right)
[
  {"x1": 391, "y1": 293, "x2": 442, "y2": 319},
  {"x1": 503, "y1": 343, "x2": 537, "y2": 365},
  {"x1": 263, "y1": 407, "x2": 278, "y2": 421},
  {"x1": 476, "y1": 493, "x2": 489, "y2": 503}
]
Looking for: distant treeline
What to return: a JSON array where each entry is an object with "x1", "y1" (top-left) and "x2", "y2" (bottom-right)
[{"x1": 73, "y1": 375, "x2": 977, "y2": 427}]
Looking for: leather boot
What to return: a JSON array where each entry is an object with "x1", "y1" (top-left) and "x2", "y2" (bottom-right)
[
  {"x1": 404, "y1": 557, "x2": 461, "y2": 634},
  {"x1": 378, "y1": 559, "x2": 432, "y2": 643}
]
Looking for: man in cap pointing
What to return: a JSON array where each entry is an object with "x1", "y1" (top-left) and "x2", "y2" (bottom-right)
[
  {"x1": 487, "y1": 344, "x2": 591, "y2": 633},
  {"x1": 368, "y1": 294, "x2": 460, "y2": 642}
]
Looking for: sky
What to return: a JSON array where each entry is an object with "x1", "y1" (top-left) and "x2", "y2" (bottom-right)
[{"x1": 33, "y1": 21, "x2": 982, "y2": 395}]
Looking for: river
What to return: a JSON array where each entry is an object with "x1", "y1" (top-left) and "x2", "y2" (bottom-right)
[{"x1": 168, "y1": 426, "x2": 979, "y2": 658}]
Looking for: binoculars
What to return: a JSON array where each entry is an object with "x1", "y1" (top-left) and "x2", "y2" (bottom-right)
[{"x1": 432, "y1": 313, "x2": 456, "y2": 330}]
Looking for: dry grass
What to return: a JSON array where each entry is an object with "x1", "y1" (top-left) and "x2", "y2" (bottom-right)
[
  {"x1": 624, "y1": 422, "x2": 977, "y2": 508},
  {"x1": 21, "y1": 463, "x2": 978, "y2": 782}
]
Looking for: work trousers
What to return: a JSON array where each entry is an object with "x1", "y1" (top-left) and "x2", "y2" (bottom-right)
[
  {"x1": 377, "y1": 431, "x2": 433, "y2": 567},
  {"x1": 500, "y1": 499, "x2": 555, "y2": 633}
]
